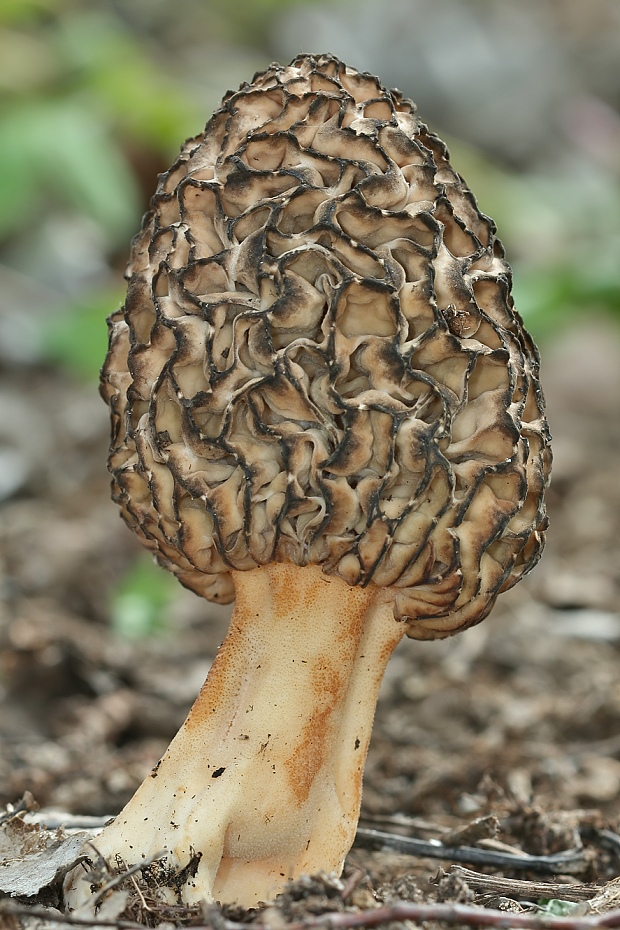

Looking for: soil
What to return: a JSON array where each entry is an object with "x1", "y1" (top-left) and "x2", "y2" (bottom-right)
[{"x1": 0, "y1": 316, "x2": 619, "y2": 927}]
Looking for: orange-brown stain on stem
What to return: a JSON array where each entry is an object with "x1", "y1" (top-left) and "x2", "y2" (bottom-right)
[
  {"x1": 284, "y1": 658, "x2": 345, "y2": 804},
  {"x1": 183, "y1": 623, "x2": 242, "y2": 732}
]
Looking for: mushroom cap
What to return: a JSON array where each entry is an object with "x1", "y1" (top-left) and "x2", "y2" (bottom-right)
[{"x1": 102, "y1": 53, "x2": 551, "y2": 639}]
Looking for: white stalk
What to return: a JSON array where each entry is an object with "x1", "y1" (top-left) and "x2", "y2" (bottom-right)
[{"x1": 66, "y1": 563, "x2": 405, "y2": 907}]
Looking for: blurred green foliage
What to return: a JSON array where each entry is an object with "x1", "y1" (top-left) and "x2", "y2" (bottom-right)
[
  {"x1": 111, "y1": 553, "x2": 178, "y2": 638},
  {"x1": 515, "y1": 265, "x2": 620, "y2": 339},
  {"x1": 42, "y1": 286, "x2": 124, "y2": 381},
  {"x1": 0, "y1": 6, "x2": 203, "y2": 246},
  {"x1": 0, "y1": 97, "x2": 140, "y2": 244},
  {"x1": 51, "y1": 10, "x2": 203, "y2": 152}
]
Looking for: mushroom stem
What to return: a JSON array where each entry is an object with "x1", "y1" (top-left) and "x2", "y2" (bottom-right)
[{"x1": 67, "y1": 563, "x2": 405, "y2": 907}]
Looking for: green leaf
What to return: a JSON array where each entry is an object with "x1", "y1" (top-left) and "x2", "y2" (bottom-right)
[{"x1": 537, "y1": 899, "x2": 580, "y2": 917}]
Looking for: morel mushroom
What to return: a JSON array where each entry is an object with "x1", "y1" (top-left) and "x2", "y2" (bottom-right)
[{"x1": 69, "y1": 54, "x2": 550, "y2": 907}]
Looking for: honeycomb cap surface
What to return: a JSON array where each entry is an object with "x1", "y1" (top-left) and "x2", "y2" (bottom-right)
[{"x1": 102, "y1": 53, "x2": 551, "y2": 638}]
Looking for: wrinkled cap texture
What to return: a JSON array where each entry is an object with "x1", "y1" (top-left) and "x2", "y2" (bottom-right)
[{"x1": 102, "y1": 53, "x2": 551, "y2": 639}]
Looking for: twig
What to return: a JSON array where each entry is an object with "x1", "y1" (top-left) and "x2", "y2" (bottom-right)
[
  {"x1": 360, "y1": 813, "x2": 451, "y2": 835},
  {"x1": 340, "y1": 868, "x2": 366, "y2": 902},
  {"x1": 129, "y1": 872, "x2": 152, "y2": 914},
  {"x1": 447, "y1": 865, "x2": 601, "y2": 902},
  {"x1": 355, "y1": 827, "x2": 586, "y2": 873},
  {"x1": 26, "y1": 812, "x2": 113, "y2": 831},
  {"x1": 72, "y1": 845, "x2": 167, "y2": 909},
  {"x1": 274, "y1": 903, "x2": 620, "y2": 930}
]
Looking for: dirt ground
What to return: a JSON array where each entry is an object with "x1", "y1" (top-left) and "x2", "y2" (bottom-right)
[{"x1": 1, "y1": 315, "x2": 619, "y2": 927}]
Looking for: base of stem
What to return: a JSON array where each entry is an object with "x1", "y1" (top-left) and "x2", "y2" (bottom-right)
[{"x1": 65, "y1": 563, "x2": 405, "y2": 908}]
